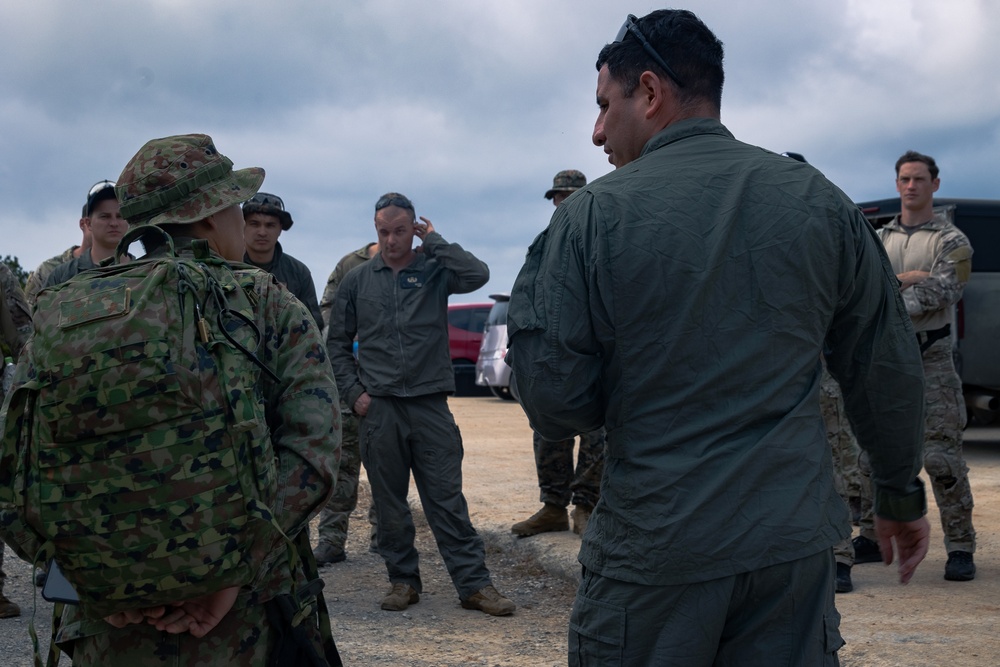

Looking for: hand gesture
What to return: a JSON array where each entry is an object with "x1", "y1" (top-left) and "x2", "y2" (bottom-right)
[
  {"x1": 150, "y1": 586, "x2": 241, "y2": 638},
  {"x1": 414, "y1": 216, "x2": 435, "y2": 242},
  {"x1": 875, "y1": 515, "x2": 931, "y2": 584}
]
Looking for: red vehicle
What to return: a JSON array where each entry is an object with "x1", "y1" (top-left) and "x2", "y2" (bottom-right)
[{"x1": 448, "y1": 303, "x2": 492, "y2": 396}]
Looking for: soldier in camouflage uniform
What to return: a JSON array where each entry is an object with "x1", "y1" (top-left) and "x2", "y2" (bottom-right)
[
  {"x1": 242, "y1": 193, "x2": 323, "y2": 327},
  {"x1": 0, "y1": 262, "x2": 32, "y2": 618},
  {"x1": 511, "y1": 170, "x2": 606, "y2": 538},
  {"x1": 23, "y1": 191, "x2": 96, "y2": 306},
  {"x1": 42, "y1": 134, "x2": 342, "y2": 665},
  {"x1": 45, "y1": 181, "x2": 127, "y2": 289},
  {"x1": 314, "y1": 242, "x2": 380, "y2": 565},
  {"x1": 820, "y1": 363, "x2": 861, "y2": 593},
  {"x1": 855, "y1": 150, "x2": 976, "y2": 582},
  {"x1": 319, "y1": 243, "x2": 378, "y2": 338}
]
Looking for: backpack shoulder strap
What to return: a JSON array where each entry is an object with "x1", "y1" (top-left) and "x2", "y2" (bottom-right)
[{"x1": 114, "y1": 225, "x2": 177, "y2": 264}]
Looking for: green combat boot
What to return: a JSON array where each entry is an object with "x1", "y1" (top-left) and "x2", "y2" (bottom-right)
[
  {"x1": 313, "y1": 542, "x2": 346, "y2": 566},
  {"x1": 511, "y1": 503, "x2": 569, "y2": 537}
]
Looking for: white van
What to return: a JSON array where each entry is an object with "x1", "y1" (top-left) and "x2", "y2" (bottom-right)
[{"x1": 474, "y1": 293, "x2": 513, "y2": 400}]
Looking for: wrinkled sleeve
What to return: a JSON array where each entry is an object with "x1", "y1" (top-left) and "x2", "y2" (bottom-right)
[
  {"x1": 327, "y1": 271, "x2": 365, "y2": 409},
  {"x1": 24, "y1": 263, "x2": 53, "y2": 308},
  {"x1": 261, "y1": 281, "x2": 341, "y2": 537},
  {"x1": 825, "y1": 208, "x2": 927, "y2": 522},
  {"x1": 319, "y1": 268, "x2": 340, "y2": 333},
  {"x1": 507, "y1": 202, "x2": 605, "y2": 440},
  {"x1": 421, "y1": 231, "x2": 489, "y2": 295},
  {"x1": 0, "y1": 277, "x2": 26, "y2": 363},
  {"x1": 292, "y1": 264, "x2": 324, "y2": 332},
  {"x1": 0, "y1": 265, "x2": 32, "y2": 360},
  {"x1": 901, "y1": 229, "x2": 972, "y2": 317}
]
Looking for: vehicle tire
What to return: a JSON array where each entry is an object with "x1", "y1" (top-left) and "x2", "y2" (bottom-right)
[{"x1": 490, "y1": 385, "x2": 514, "y2": 401}]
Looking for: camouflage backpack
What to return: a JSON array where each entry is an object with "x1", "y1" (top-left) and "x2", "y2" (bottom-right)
[{"x1": 0, "y1": 227, "x2": 285, "y2": 619}]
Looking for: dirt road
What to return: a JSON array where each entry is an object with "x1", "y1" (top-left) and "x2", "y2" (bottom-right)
[{"x1": 2, "y1": 397, "x2": 998, "y2": 665}]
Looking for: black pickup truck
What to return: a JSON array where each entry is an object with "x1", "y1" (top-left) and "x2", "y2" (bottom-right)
[{"x1": 857, "y1": 198, "x2": 1000, "y2": 425}]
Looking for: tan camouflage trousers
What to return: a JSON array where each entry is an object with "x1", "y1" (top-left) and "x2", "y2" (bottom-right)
[
  {"x1": 532, "y1": 428, "x2": 605, "y2": 509},
  {"x1": 859, "y1": 339, "x2": 975, "y2": 553},
  {"x1": 821, "y1": 367, "x2": 860, "y2": 565},
  {"x1": 57, "y1": 593, "x2": 326, "y2": 666}
]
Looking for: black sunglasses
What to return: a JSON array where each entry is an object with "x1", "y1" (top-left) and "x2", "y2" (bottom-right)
[
  {"x1": 87, "y1": 180, "x2": 115, "y2": 198},
  {"x1": 245, "y1": 192, "x2": 284, "y2": 211},
  {"x1": 614, "y1": 14, "x2": 685, "y2": 88},
  {"x1": 375, "y1": 195, "x2": 414, "y2": 212}
]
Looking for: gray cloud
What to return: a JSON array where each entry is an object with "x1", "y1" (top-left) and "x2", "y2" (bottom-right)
[{"x1": 2, "y1": 0, "x2": 997, "y2": 302}]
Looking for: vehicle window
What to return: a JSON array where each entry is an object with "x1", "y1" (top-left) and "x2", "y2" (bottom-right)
[
  {"x1": 487, "y1": 301, "x2": 509, "y2": 326},
  {"x1": 468, "y1": 308, "x2": 489, "y2": 335},
  {"x1": 960, "y1": 218, "x2": 1000, "y2": 272},
  {"x1": 448, "y1": 308, "x2": 470, "y2": 331}
]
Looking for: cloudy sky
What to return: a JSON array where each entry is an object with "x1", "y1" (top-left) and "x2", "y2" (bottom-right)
[{"x1": 2, "y1": 1, "x2": 998, "y2": 303}]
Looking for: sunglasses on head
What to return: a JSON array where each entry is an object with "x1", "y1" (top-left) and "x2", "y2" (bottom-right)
[
  {"x1": 375, "y1": 195, "x2": 414, "y2": 212},
  {"x1": 614, "y1": 14, "x2": 685, "y2": 88},
  {"x1": 87, "y1": 180, "x2": 115, "y2": 198},
  {"x1": 245, "y1": 192, "x2": 284, "y2": 211}
]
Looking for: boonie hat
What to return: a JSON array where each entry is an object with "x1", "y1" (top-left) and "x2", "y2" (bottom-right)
[
  {"x1": 544, "y1": 169, "x2": 586, "y2": 199},
  {"x1": 116, "y1": 133, "x2": 264, "y2": 227}
]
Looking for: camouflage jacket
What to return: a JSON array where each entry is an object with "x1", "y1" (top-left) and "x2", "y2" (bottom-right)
[
  {"x1": 0, "y1": 263, "x2": 32, "y2": 362},
  {"x1": 19, "y1": 239, "x2": 341, "y2": 640},
  {"x1": 877, "y1": 210, "x2": 973, "y2": 333},
  {"x1": 24, "y1": 245, "x2": 77, "y2": 306},
  {"x1": 243, "y1": 241, "x2": 323, "y2": 329},
  {"x1": 319, "y1": 243, "x2": 376, "y2": 331}
]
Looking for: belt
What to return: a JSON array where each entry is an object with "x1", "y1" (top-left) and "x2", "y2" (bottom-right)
[{"x1": 915, "y1": 324, "x2": 950, "y2": 355}]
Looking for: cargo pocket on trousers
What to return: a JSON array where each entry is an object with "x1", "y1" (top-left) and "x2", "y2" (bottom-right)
[
  {"x1": 824, "y1": 612, "x2": 845, "y2": 655},
  {"x1": 568, "y1": 595, "x2": 625, "y2": 666}
]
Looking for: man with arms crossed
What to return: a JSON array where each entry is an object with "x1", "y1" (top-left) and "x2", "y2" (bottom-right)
[
  {"x1": 507, "y1": 10, "x2": 929, "y2": 665},
  {"x1": 854, "y1": 151, "x2": 976, "y2": 581}
]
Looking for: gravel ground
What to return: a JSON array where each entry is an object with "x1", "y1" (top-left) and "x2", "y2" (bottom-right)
[
  {"x1": 2, "y1": 398, "x2": 999, "y2": 666},
  {"x1": 0, "y1": 496, "x2": 577, "y2": 667},
  {"x1": 0, "y1": 397, "x2": 580, "y2": 666}
]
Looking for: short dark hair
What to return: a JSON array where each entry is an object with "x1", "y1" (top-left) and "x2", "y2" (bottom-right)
[
  {"x1": 596, "y1": 10, "x2": 724, "y2": 111},
  {"x1": 895, "y1": 150, "x2": 939, "y2": 180}
]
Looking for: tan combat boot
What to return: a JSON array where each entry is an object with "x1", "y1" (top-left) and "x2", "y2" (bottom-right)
[
  {"x1": 461, "y1": 584, "x2": 516, "y2": 616},
  {"x1": 381, "y1": 583, "x2": 419, "y2": 611},
  {"x1": 571, "y1": 504, "x2": 593, "y2": 536},
  {"x1": 511, "y1": 503, "x2": 569, "y2": 537}
]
